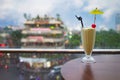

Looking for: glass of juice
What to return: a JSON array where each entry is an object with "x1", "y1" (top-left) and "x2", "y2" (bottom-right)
[{"x1": 81, "y1": 27, "x2": 96, "y2": 63}]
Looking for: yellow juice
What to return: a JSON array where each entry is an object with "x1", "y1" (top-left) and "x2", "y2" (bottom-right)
[{"x1": 81, "y1": 28, "x2": 96, "y2": 55}]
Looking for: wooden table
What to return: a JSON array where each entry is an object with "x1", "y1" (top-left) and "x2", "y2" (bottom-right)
[{"x1": 61, "y1": 55, "x2": 120, "y2": 80}]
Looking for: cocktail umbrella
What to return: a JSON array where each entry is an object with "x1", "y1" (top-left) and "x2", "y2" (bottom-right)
[{"x1": 90, "y1": 8, "x2": 104, "y2": 24}]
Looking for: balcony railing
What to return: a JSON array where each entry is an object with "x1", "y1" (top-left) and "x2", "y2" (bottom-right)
[{"x1": 0, "y1": 49, "x2": 120, "y2": 54}]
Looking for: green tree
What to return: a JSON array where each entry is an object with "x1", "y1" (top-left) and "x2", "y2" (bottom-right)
[
  {"x1": 68, "y1": 34, "x2": 81, "y2": 48},
  {"x1": 95, "y1": 29, "x2": 120, "y2": 48},
  {"x1": 10, "y1": 30, "x2": 22, "y2": 48},
  {"x1": 0, "y1": 36, "x2": 3, "y2": 43},
  {"x1": 36, "y1": 15, "x2": 40, "y2": 20},
  {"x1": 56, "y1": 13, "x2": 61, "y2": 21}
]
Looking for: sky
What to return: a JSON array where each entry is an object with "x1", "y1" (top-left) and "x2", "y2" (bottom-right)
[{"x1": 0, "y1": 0, "x2": 120, "y2": 31}]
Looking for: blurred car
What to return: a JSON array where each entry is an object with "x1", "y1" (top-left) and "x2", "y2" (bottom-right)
[
  {"x1": 47, "y1": 65, "x2": 64, "y2": 80},
  {"x1": 29, "y1": 75, "x2": 36, "y2": 80}
]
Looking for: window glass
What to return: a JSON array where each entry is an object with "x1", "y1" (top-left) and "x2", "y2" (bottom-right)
[{"x1": 0, "y1": 0, "x2": 120, "y2": 49}]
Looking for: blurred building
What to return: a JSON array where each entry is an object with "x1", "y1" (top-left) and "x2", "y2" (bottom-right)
[
  {"x1": 115, "y1": 13, "x2": 120, "y2": 32},
  {"x1": 21, "y1": 15, "x2": 65, "y2": 48}
]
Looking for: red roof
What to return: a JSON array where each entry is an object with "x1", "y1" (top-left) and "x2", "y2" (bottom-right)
[
  {"x1": 30, "y1": 28, "x2": 51, "y2": 31},
  {"x1": 0, "y1": 44, "x2": 6, "y2": 48},
  {"x1": 28, "y1": 36, "x2": 44, "y2": 41}
]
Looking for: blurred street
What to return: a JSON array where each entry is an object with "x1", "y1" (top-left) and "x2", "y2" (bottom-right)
[
  {"x1": 0, "y1": 64, "x2": 20, "y2": 80},
  {"x1": 0, "y1": 63, "x2": 49, "y2": 80},
  {"x1": 0, "y1": 52, "x2": 77, "y2": 80}
]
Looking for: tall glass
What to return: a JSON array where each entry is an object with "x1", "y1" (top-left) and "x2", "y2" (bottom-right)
[{"x1": 81, "y1": 27, "x2": 96, "y2": 63}]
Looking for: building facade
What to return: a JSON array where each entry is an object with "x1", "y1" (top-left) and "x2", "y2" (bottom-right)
[
  {"x1": 115, "y1": 13, "x2": 120, "y2": 32},
  {"x1": 21, "y1": 15, "x2": 65, "y2": 49}
]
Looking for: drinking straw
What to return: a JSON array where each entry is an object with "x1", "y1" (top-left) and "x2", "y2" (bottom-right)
[{"x1": 75, "y1": 15, "x2": 84, "y2": 28}]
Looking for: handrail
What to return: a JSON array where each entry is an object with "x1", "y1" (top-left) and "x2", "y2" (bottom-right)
[{"x1": 0, "y1": 49, "x2": 120, "y2": 54}]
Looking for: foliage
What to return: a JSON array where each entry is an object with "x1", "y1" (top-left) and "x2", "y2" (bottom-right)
[
  {"x1": 10, "y1": 30, "x2": 22, "y2": 48},
  {"x1": 36, "y1": 15, "x2": 40, "y2": 20},
  {"x1": 67, "y1": 34, "x2": 81, "y2": 48},
  {"x1": 95, "y1": 29, "x2": 120, "y2": 48},
  {"x1": 66, "y1": 29, "x2": 120, "y2": 49},
  {"x1": 56, "y1": 13, "x2": 61, "y2": 21},
  {"x1": 0, "y1": 36, "x2": 3, "y2": 43}
]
